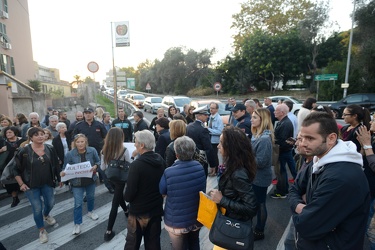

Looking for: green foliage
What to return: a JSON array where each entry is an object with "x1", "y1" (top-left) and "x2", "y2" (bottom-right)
[
  {"x1": 232, "y1": 0, "x2": 315, "y2": 49},
  {"x1": 96, "y1": 95, "x2": 115, "y2": 117},
  {"x1": 27, "y1": 80, "x2": 41, "y2": 92},
  {"x1": 187, "y1": 87, "x2": 214, "y2": 96}
]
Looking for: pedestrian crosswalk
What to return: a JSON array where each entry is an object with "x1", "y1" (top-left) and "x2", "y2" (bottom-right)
[{"x1": 0, "y1": 177, "x2": 218, "y2": 250}]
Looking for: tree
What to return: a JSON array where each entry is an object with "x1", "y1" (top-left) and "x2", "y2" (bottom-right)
[
  {"x1": 241, "y1": 30, "x2": 309, "y2": 92},
  {"x1": 232, "y1": 0, "x2": 314, "y2": 49},
  {"x1": 28, "y1": 80, "x2": 41, "y2": 92}
]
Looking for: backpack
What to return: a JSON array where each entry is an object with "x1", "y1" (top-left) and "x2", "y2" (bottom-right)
[
  {"x1": 105, "y1": 148, "x2": 130, "y2": 183},
  {"x1": 168, "y1": 142, "x2": 207, "y2": 166}
]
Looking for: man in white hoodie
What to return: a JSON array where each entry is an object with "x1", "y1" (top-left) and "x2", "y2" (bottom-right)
[{"x1": 288, "y1": 112, "x2": 370, "y2": 249}]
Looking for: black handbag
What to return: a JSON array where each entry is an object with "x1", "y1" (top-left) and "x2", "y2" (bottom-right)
[
  {"x1": 209, "y1": 210, "x2": 254, "y2": 250},
  {"x1": 0, "y1": 154, "x2": 18, "y2": 185},
  {"x1": 105, "y1": 148, "x2": 129, "y2": 183}
]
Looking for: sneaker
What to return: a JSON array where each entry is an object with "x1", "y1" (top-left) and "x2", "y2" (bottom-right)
[
  {"x1": 44, "y1": 215, "x2": 56, "y2": 226},
  {"x1": 72, "y1": 224, "x2": 81, "y2": 235},
  {"x1": 87, "y1": 211, "x2": 99, "y2": 220},
  {"x1": 39, "y1": 229, "x2": 48, "y2": 243},
  {"x1": 104, "y1": 231, "x2": 116, "y2": 241},
  {"x1": 271, "y1": 179, "x2": 278, "y2": 185},
  {"x1": 11, "y1": 197, "x2": 20, "y2": 208},
  {"x1": 270, "y1": 193, "x2": 287, "y2": 199}
]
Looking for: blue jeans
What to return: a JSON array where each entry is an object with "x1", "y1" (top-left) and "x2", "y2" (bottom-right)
[
  {"x1": 72, "y1": 183, "x2": 96, "y2": 224},
  {"x1": 252, "y1": 184, "x2": 268, "y2": 232},
  {"x1": 167, "y1": 226, "x2": 200, "y2": 250},
  {"x1": 24, "y1": 184, "x2": 55, "y2": 229},
  {"x1": 284, "y1": 217, "x2": 297, "y2": 250},
  {"x1": 276, "y1": 150, "x2": 297, "y2": 195}
]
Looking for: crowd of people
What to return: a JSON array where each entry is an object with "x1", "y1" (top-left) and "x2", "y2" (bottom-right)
[{"x1": 0, "y1": 95, "x2": 374, "y2": 250}]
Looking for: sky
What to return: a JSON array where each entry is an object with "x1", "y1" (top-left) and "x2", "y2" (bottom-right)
[{"x1": 27, "y1": 0, "x2": 355, "y2": 84}]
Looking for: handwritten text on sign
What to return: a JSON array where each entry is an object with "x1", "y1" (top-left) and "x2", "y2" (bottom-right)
[{"x1": 61, "y1": 161, "x2": 93, "y2": 182}]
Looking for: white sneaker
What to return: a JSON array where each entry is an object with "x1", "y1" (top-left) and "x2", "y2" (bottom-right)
[
  {"x1": 44, "y1": 215, "x2": 56, "y2": 226},
  {"x1": 87, "y1": 211, "x2": 98, "y2": 220},
  {"x1": 72, "y1": 224, "x2": 81, "y2": 235},
  {"x1": 39, "y1": 229, "x2": 48, "y2": 243}
]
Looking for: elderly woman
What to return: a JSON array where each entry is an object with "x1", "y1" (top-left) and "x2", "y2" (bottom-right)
[
  {"x1": 159, "y1": 136, "x2": 206, "y2": 249},
  {"x1": 210, "y1": 126, "x2": 258, "y2": 249},
  {"x1": 61, "y1": 134, "x2": 100, "y2": 235},
  {"x1": 14, "y1": 127, "x2": 62, "y2": 244},
  {"x1": 165, "y1": 120, "x2": 187, "y2": 167},
  {"x1": 52, "y1": 122, "x2": 71, "y2": 168}
]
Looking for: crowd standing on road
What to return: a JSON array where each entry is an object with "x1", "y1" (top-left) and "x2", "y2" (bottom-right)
[{"x1": 0, "y1": 98, "x2": 374, "y2": 249}]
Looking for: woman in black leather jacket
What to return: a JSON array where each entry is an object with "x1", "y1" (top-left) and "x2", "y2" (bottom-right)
[{"x1": 210, "y1": 126, "x2": 258, "y2": 226}]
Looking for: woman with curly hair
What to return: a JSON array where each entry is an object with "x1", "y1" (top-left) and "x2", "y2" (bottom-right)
[{"x1": 167, "y1": 106, "x2": 177, "y2": 121}]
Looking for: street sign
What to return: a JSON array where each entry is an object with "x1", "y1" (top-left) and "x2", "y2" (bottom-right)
[
  {"x1": 87, "y1": 61, "x2": 99, "y2": 73},
  {"x1": 213, "y1": 82, "x2": 222, "y2": 91},
  {"x1": 341, "y1": 83, "x2": 349, "y2": 88},
  {"x1": 146, "y1": 83, "x2": 151, "y2": 90},
  {"x1": 314, "y1": 74, "x2": 338, "y2": 81}
]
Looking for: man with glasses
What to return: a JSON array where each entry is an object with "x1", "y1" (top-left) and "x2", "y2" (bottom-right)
[{"x1": 207, "y1": 102, "x2": 224, "y2": 176}]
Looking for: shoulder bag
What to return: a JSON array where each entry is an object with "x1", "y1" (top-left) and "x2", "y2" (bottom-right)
[
  {"x1": 105, "y1": 148, "x2": 129, "y2": 183},
  {"x1": 209, "y1": 207, "x2": 254, "y2": 250},
  {"x1": 0, "y1": 154, "x2": 18, "y2": 185}
]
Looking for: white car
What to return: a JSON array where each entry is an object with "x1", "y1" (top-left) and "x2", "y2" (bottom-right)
[
  {"x1": 117, "y1": 89, "x2": 128, "y2": 100},
  {"x1": 266, "y1": 96, "x2": 303, "y2": 116},
  {"x1": 144, "y1": 97, "x2": 163, "y2": 114}
]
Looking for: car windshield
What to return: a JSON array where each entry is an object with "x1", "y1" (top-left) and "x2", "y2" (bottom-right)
[
  {"x1": 151, "y1": 97, "x2": 162, "y2": 103},
  {"x1": 134, "y1": 95, "x2": 145, "y2": 100},
  {"x1": 174, "y1": 98, "x2": 191, "y2": 106}
]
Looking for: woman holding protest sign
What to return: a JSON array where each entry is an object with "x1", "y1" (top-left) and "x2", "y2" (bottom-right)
[{"x1": 61, "y1": 133, "x2": 101, "y2": 236}]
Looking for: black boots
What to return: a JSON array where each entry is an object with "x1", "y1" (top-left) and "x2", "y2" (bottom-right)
[{"x1": 11, "y1": 197, "x2": 20, "y2": 208}]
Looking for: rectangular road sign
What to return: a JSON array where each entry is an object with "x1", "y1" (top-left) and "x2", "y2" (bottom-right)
[{"x1": 314, "y1": 74, "x2": 338, "y2": 81}]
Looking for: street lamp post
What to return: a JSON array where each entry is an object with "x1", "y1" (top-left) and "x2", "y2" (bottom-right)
[{"x1": 343, "y1": 0, "x2": 356, "y2": 98}]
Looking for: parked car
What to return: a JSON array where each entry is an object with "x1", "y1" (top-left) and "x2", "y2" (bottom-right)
[
  {"x1": 329, "y1": 93, "x2": 375, "y2": 118},
  {"x1": 104, "y1": 88, "x2": 114, "y2": 96},
  {"x1": 130, "y1": 94, "x2": 145, "y2": 108},
  {"x1": 190, "y1": 99, "x2": 231, "y2": 124},
  {"x1": 161, "y1": 96, "x2": 192, "y2": 114},
  {"x1": 144, "y1": 97, "x2": 163, "y2": 114},
  {"x1": 266, "y1": 96, "x2": 303, "y2": 116},
  {"x1": 117, "y1": 89, "x2": 128, "y2": 100}
]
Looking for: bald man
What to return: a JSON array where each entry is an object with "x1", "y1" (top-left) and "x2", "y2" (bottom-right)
[{"x1": 271, "y1": 104, "x2": 296, "y2": 199}]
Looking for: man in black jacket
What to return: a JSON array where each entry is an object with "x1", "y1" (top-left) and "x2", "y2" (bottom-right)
[
  {"x1": 133, "y1": 111, "x2": 148, "y2": 134},
  {"x1": 271, "y1": 103, "x2": 296, "y2": 198},
  {"x1": 288, "y1": 112, "x2": 370, "y2": 249},
  {"x1": 124, "y1": 130, "x2": 165, "y2": 250},
  {"x1": 154, "y1": 117, "x2": 171, "y2": 160},
  {"x1": 112, "y1": 107, "x2": 133, "y2": 142},
  {"x1": 186, "y1": 106, "x2": 216, "y2": 177}
]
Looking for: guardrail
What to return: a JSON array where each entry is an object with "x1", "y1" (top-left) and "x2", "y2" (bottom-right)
[{"x1": 97, "y1": 91, "x2": 140, "y2": 116}]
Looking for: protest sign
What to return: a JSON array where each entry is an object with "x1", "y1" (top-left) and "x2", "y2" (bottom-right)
[{"x1": 61, "y1": 161, "x2": 93, "y2": 182}]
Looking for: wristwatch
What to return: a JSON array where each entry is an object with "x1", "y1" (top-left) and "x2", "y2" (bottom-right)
[{"x1": 363, "y1": 145, "x2": 372, "y2": 150}]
